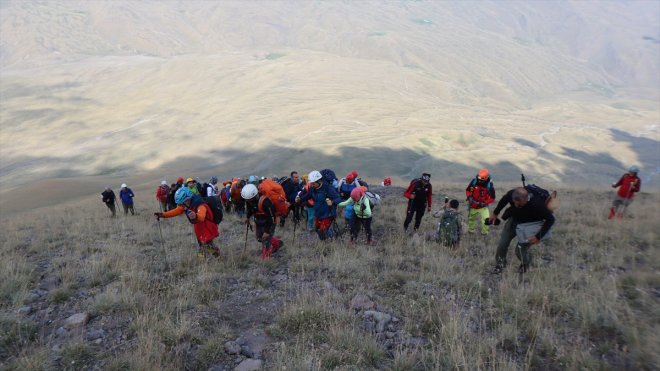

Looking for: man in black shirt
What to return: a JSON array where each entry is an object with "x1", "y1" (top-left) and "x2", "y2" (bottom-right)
[
  {"x1": 101, "y1": 187, "x2": 117, "y2": 217},
  {"x1": 489, "y1": 187, "x2": 555, "y2": 274}
]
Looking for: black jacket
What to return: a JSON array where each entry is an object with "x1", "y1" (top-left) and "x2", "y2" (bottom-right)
[
  {"x1": 493, "y1": 189, "x2": 555, "y2": 239},
  {"x1": 102, "y1": 190, "x2": 116, "y2": 204}
]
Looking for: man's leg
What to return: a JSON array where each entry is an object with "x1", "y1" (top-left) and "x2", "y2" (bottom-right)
[
  {"x1": 413, "y1": 205, "x2": 425, "y2": 230},
  {"x1": 403, "y1": 201, "x2": 415, "y2": 230},
  {"x1": 129, "y1": 205, "x2": 135, "y2": 215},
  {"x1": 307, "y1": 207, "x2": 315, "y2": 231},
  {"x1": 467, "y1": 208, "x2": 477, "y2": 233},
  {"x1": 494, "y1": 218, "x2": 517, "y2": 271},
  {"x1": 364, "y1": 217, "x2": 373, "y2": 244},
  {"x1": 349, "y1": 215, "x2": 359, "y2": 242},
  {"x1": 123, "y1": 203, "x2": 128, "y2": 215},
  {"x1": 478, "y1": 207, "x2": 490, "y2": 235}
]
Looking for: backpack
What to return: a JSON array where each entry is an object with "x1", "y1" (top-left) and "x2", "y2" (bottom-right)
[
  {"x1": 438, "y1": 210, "x2": 460, "y2": 247},
  {"x1": 320, "y1": 169, "x2": 337, "y2": 185},
  {"x1": 202, "y1": 197, "x2": 223, "y2": 224},
  {"x1": 277, "y1": 176, "x2": 290, "y2": 186},
  {"x1": 364, "y1": 191, "x2": 381, "y2": 210},
  {"x1": 201, "y1": 183, "x2": 210, "y2": 197},
  {"x1": 524, "y1": 184, "x2": 558, "y2": 211},
  {"x1": 258, "y1": 179, "x2": 289, "y2": 216},
  {"x1": 357, "y1": 178, "x2": 369, "y2": 190}
]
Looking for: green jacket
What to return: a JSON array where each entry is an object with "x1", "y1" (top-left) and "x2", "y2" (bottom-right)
[{"x1": 338, "y1": 196, "x2": 372, "y2": 219}]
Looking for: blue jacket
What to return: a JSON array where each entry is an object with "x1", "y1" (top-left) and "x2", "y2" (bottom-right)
[
  {"x1": 298, "y1": 181, "x2": 341, "y2": 219},
  {"x1": 282, "y1": 179, "x2": 304, "y2": 203},
  {"x1": 119, "y1": 188, "x2": 135, "y2": 205}
]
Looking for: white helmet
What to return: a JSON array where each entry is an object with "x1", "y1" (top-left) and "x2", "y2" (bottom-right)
[
  {"x1": 121, "y1": 183, "x2": 127, "y2": 188},
  {"x1": 241, "y1": 184, "x2": 259, "y2": 200},
  {"x1": 308, "y1": 170, "x2": 322, "y2": 183},
  {"x1": 161, "y1": 180, "x2": 167, "y2": 185}
]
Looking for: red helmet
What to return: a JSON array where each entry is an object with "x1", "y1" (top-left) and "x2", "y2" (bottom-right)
[
  {"x1": 346, "y1": 172, "x2": 355, "y2": 183},
  {"x1": 177, "y1": 177, "x2": 184, "y2": 184},
  {"x1": 477, "y1": 169, "x2": 489, "y2": 180}
]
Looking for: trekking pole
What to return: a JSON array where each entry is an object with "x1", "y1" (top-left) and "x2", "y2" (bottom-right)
[
  {"x1": 292, "y1": 216, "x2": 298, "y2": 247},
  {"x1": 243, "y1": 222, "x2": 250, "y2": 254},
  {"x1": 156, "y1": 219, "x2": 170, "y2": 274}
]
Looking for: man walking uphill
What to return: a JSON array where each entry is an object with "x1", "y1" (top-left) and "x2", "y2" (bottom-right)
[
  {"x1": 403, "y1": 173, "x2": 433, "y2": 231},
  {"x1": 609, "y1": 165, "x2": 641, "y2": 219},
  {"x1": 489, "y1": 187, "x2": 555, "y2": 274},
  {"x1": 119, "y1": 184, "x2": 135, "y2": 215},
  {"x1": 465, "y1": 169, "x2": 496, "y2": 235},
  {"x1": 101, "y1": 187, "x2": 117, "y2": 217},
  {"x1": 296, "y1": 170, "x2": 341, "y2": 241},
  {"x1": 242, "y1": 184, "x2": 284, "y2": 259},
  {"x1": 156, "y1": 181, "x2": 170, "y2": 212}
]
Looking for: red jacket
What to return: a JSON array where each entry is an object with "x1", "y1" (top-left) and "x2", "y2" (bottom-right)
[
  {"x1": 465, "y1": 178, "x2": 495, "y2": 208},
  {"x1": 162, "y1": 203, "x2": 219, "y2": 244},
  {"x1": 156, "y1": 185, "x2": 169, "y2": 202},
  {"x1": 403, "y1": 179, "x2": 432, "y2": 208},
  {"x1": 614, "y1": 174, "x2": 641, "y2": 199}
]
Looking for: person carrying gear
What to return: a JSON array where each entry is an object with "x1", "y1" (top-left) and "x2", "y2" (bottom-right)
[
  {"x1": 231, "y1": 178, "x2": 246, "y2": 217},
  {"x1": 242, "y1": 184, "x2": 284, "y2": 259},
  {"x1": 185, "y1": 178, "x2": 200, "y2": 196},
  {"x1": 432, "y1": 199, "x2": 464, "y2": 248},
  {"x1": 102, "y1": 187, "x2": 117, "y2": 217},
  {"x1": 337, "y1": 170, "x2": 366, "y2": 229},
  {"x1": 156, "y1": 180, "x2": 170, "y2": 212},
  {"x1": 281, "y1": 171, "x2": 304, "y2": 227},
  {"x1": 154, "y1": 187, "x2": 220, "y2": 258},
  {"x1": 403, "y1": 173, "x2": 433, "y2": 231},
  {"x1": 489, "y1": 187, "x2": 555, "y2": 274},
  {"x1": 609, "y1": 165, "x2": 641, "y2": 219},
  {"x1": 338, "y1": 186, "x2": 374, "y2": 245},
  {"x1": 207, "y1": 177, "x2": 219, "y2": 198},
  {"x1": 119, "y1": 183, "x2": 135, "y2": 215},
  {"x1": 296, "y1": 170, "x2": 341, "y2": 241},
  {"x1": 465, "y1": 169, "x2": 496, "y2": 235}
]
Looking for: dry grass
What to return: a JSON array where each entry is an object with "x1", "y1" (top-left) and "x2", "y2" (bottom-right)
[{"x1": 0, "y1": 184, "x2": 658, "y2": 370}]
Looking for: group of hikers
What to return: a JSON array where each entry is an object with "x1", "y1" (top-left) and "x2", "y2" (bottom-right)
[{"x1": 100, "y1": 166, "x2": 642, "y2": 273}]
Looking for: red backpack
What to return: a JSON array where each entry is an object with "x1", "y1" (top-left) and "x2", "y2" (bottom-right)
[{"x1": 258, "y1": 179, "x2": 288, "y2": 216}]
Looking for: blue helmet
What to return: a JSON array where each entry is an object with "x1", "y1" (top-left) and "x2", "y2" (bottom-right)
[
  {"x1": 248, "y1": 175, "x2": 258, "y2": 184},
  {"x1": 175, "y1": 187, "x2": 193, "y2": 205}
]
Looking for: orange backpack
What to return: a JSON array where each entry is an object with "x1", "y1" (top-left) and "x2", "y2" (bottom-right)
[{"x1": 258, "y1": 179, "x2": 288, "y2": 216}]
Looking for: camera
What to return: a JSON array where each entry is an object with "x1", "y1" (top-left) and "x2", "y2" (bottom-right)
[
  {"x1": 444, "y1": 197, "x2": 449, "y2": 203},
  {"x1": 484, "y1": 218, "x2": 501, "y2": 226}
]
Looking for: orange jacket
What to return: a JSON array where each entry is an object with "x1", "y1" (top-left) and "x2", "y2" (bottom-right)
[{"x1": 162, "y1": 203, "x2": 219, "y2": 244}]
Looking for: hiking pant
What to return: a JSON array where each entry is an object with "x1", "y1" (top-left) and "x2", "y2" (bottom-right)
[
  {"x1": 105, "y1": 202, "x2": 116, "y2": 217},
  {"x1": 468, "y1": 207, "x2": 490, "y2": 234},
  {"x1": 350, "y1": 216, "x2": 372, "y2": 243},
  {"x1": 610, "y1": 195, "x2": 633, "y2": 218},
  {"x1": 256, "y1": 222, "x2": 277, "y2": 249},
  {"x1": 159, "y1": 200, "x2": 168, "y2": 212},
  {"x1": 306, "y1": 206, "x2": 315, "y2": 231},
  {"x1": 122, "y1": 202, "x2": 135, "y2": 215},
  {"x1": 495, "y1": 218, "x2": 518, "y2": 267},
  {"x1": 404, "y1": 201, "x2": 426, "y2": 231},
  {"x1": 315, "y1": 217, "x2": 335, "y2": 241}
]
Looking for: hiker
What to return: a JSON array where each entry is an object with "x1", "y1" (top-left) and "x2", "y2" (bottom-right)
[
  {"x1": 167, "y1": 177, "x2": 183, "y2": 211},
  {"x1": 299, "y1": 174, "x2": 316, "y2": 232},
  {"x1": 119, "y1": 184, "x2": 135, "y2": 215},
  {"x1": 403, "y1": 173, "x2": 433, "y2": 231},
  {"x1": 154, "y1": 187, "x2": 220, "y2": 258},
  {"x1": 248, "y1": 175, "x2": 259, "y2": 187},
  {"x1": 206, "y1": 177, "x2": 219, "y2": 198},
  {"x1": 337, "y1": 170, "x2": 366, "y2": 229},
  {"x1": 156, "y1": 181, "x2": 170, "y2": 212},
  {"x1": 338, "y1": 186, "x2": 374, "y2": 245},
  {"x1": 242, "y1": 184, "x2": 284, "y2": 259},
  {"x1": 609, "y1": 166, "x2": 642, "y2": 219},
  {"x1": 432, "y1": 199, "x2": 464, "y2": 248},
  {"x1": 489, "y1": 187, "x2": 555, "y2": 274},
  {"x1": 186, "y1": 178, "x2": 201, "y2": 196},
  {"x1": 101, "y1": 187, "x2": 117, "y2": 217},
  {"x1": 465, "y1": 169, "x2": 496, "y2": 235},
  {"x1": 296, "y1": 170, "x2": 341, "y2": 240},
  {"x1": 222, "y1": 182, "x2": 232, "y2": 212},
  {"x1": 281, "y1": 171, "x2": 304, "y2": 227},
  {"x1": 230, "y1": 178, "x2": 246, "y2": 217}
]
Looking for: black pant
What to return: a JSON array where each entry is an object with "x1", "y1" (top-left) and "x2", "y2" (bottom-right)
[
  {"x1": 404, "y1": 201, "x2": 426, "y2": 230},
  {"x1": 105, "y1": 202, "x2": 116, "y2": 217},
  {"x1": 122, "y1": 203, "x2": 134, "y2": 215},
  {"x1": 256, "y1": 222, "x2": 276, "y2": 248},
  {"x1": 350, "y1": 216, "x2": 372, "y2": 242}
]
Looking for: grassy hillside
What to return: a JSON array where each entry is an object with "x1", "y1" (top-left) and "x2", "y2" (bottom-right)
[{"x1": 1, "y1": 185, "x2": 658, "y2": 370}]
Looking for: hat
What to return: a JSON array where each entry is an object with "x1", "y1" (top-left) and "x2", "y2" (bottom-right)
[
  {"x1": 177, "y1": 177, "x2": 184, "y2": 183},
  {"x1": 121, "y1": 183, "x2": 127, "y2": 188},
  {"x1": 186, "y1": 178, "x2": 194, "y2": 183},
  {"x1": 628, "y1": 165, "x2": 639, "y2": 173},
  {"x1": 350, "y1": 186, "x2": 366, "y2": 202},
  {"x1": 421, "y1": 173, "x2": 431, "y2": 182},
  {"x1": 161, "y1": 180, "x2": 167, "y2": 185}
]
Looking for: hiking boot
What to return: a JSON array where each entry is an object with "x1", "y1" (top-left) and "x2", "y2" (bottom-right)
[
  {"x1": 517, "y1": 264, "x2": 529, "y2": 274},
  {"x1": 491, "y1": 264, "x2": 505, "y2": 274}
]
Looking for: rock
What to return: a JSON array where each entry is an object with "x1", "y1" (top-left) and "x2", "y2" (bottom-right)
[
  {"x1": 387, "y1": 324, "x2": 395, "y2": 332},
  {"x1": 234, "y1": 359, "x2": 263, "y2": 371},
  {"x1": 350, "y1": 294, "x2": 375, "y2": 311},
  {"x1": 87, "y1": 329, "x2": 106, "y2": 340},
  {"x1": 364, "y1": 321, "x2": 375, "y2": 333},
  {"x1": 235, "y1": 336, "x2": 247, "y2": 346},
  {"x1": 25, "y1": 293, "x2": 40, "y2": 303},
  {"x1": 64, "y1": 312, "x2": 89, "y2": 328},
  {"x1": 51, "y1": 343, "x2": 64, "y2": 352},
  {"x1": 364, "y1": 311, "x2": 392, "y2": 333},
  {"x1": 385, "y1": 331, "x2": 396, "y2": 339},
  {"x1": 240, "y1": 345, "x2": 254, "y2": 358},
  {"x1": 94, "y1": 338, "x2": 103, "y2": 345},
  {"x1": 224, "y1": 341, "x2": 241, "y2": 355},
  {"x1": 391, "y1": 317, "x2": 400, "y2": 323},
  {"x1": 55, "y1": 327, "x2": 68, "y2": 337},
  {"x1": 208, "y1": 364, "x2": 225, "y2": 371},
  {"x1": 18, "y1": 305, "x2": 33, "y2": 315}
]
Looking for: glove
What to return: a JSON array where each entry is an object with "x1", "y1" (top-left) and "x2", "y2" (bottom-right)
[
  {"x1": 186, "y1": 209, "x2": 197, "y2": 220},
  {"x1": 295, "y1": 196, "x2": 301, "y2": 204},
  {"x1": 325, "y1": 198, "x2": 332, "y2": 206},
  {"x1": 154, "y1": 212, "x2": 163, "y2": 220},
  {"x1": 611, "y1": 183, "x2": 617, "y2": 188}
]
